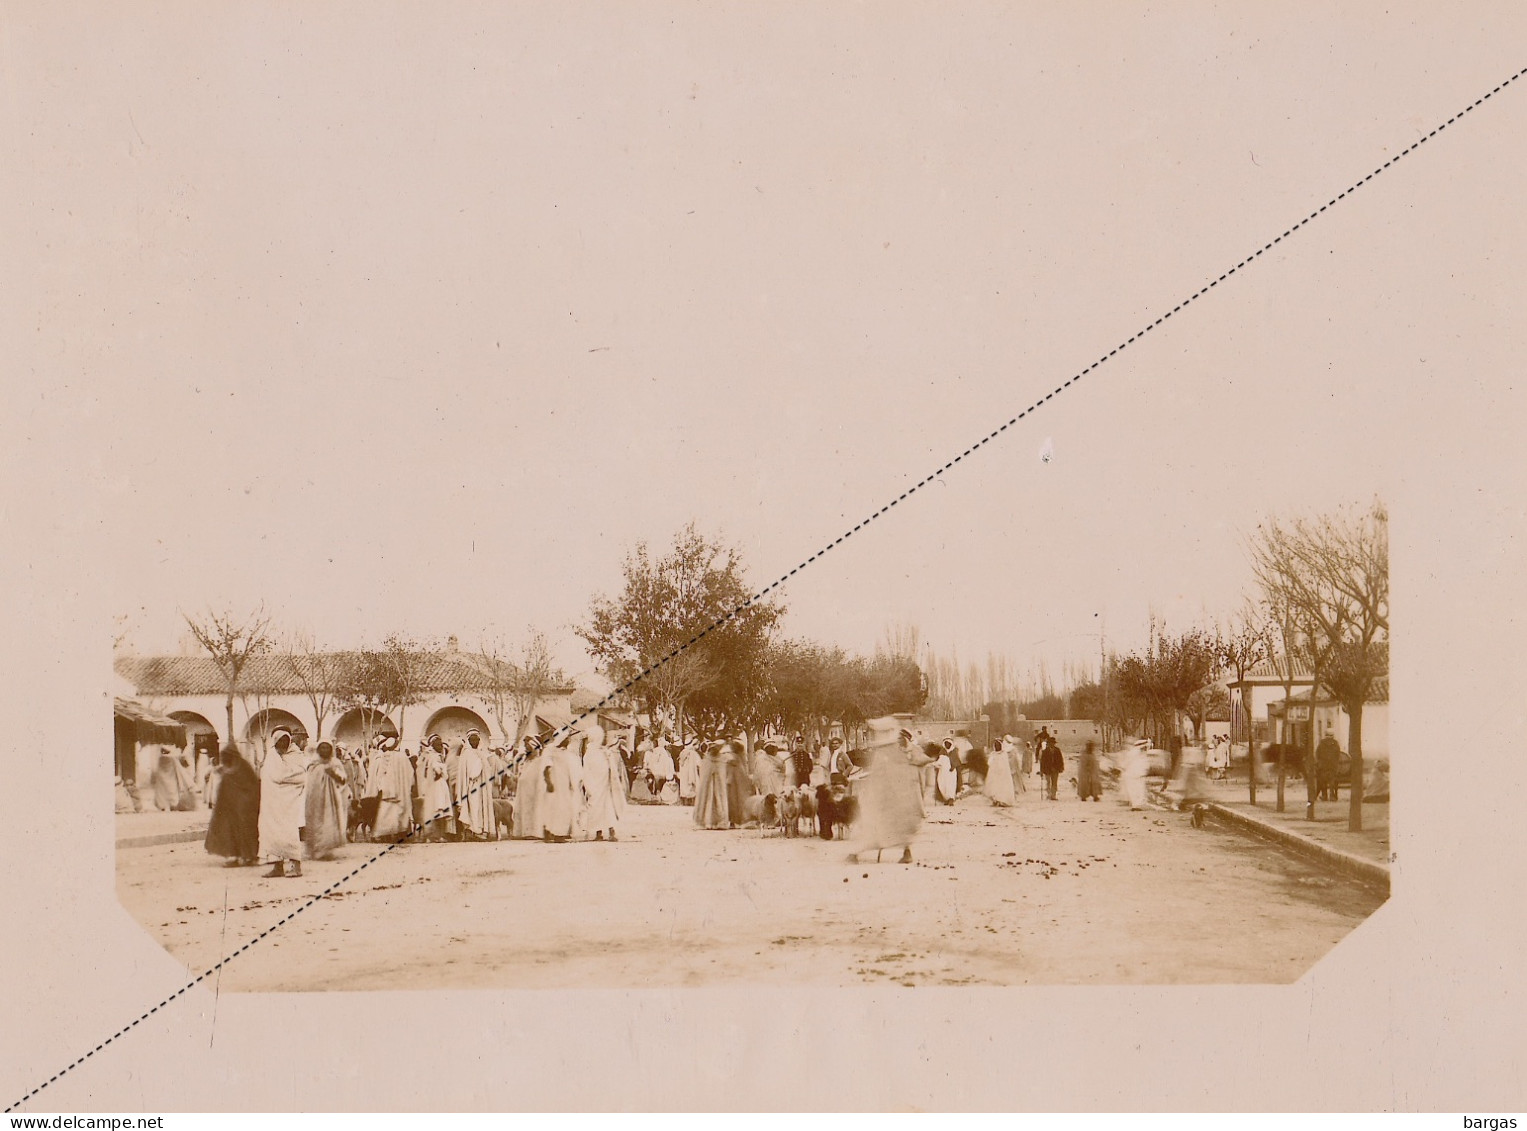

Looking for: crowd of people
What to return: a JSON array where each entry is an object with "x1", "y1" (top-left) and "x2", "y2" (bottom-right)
[{"x1": 123, "y1": 718, "x2": 1172, "y2": 880}]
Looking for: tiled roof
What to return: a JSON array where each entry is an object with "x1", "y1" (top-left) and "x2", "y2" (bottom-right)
[
  {"x1": 1237, "y1": 657, "x2": 1389, "y2": 700},
  {"x1": 1239, "y1": 656, "x2": 1316, "y2": 682},
  {"x1": 1283, "y1": 674, "x2": 1389, "y2": 705},
  {"x1": 114, "y1": 651, "x2": 572, "y2": 698}
]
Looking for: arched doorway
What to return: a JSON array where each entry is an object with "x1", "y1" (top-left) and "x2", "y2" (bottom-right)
[
  {"x1": 421, "y1": 706, "x2": 491, "y2": 751},
  {"x1": 245, "y1": 708, "x2": 309, "y2": 757},
  {"x1": 331, "y1": 707, "x2": 398, "y2": 751},
  {"x1": 170, "y1": 710, "x2": 220, "y2": 782}
]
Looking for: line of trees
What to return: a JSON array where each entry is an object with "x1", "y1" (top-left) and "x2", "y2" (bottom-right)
[
  {"x1": 1249, "y1": 500, "x2": 1388, "y2": 830},
  {"x1": 577, "y1": 524, "x2": 926, "y2": 743},
  {"x1": 169, "y1": 499, "x2": 1385, "y2": 832}
]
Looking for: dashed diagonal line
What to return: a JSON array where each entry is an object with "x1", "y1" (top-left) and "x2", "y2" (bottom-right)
[{"x1": 8, "y1": 61, "x2": 1523, "y2": 1113}]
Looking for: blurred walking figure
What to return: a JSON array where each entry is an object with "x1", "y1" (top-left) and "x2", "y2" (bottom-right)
[
  {"x1": 1076, "y1": 740, "x2": 1103, "y2": 802},
  {"x1": 1039, "y1": 733, "x2": 1065, "y2": 800},
  {"x1": 580, "y1": 730, "x2": 627, "y2": 841},
  {"x1": 678, "y1": 740, "x2": 700, "y2": 806},
  {"x1": 151, "y1": 744, "x2": 196, "y2": 812},
  {"x1": 932, "y1": 744, "x2": 958, "y2": 805},
  {"x1": 204, "y1": 744, "x2": 260, "y2": 867},
  {"x1": 1122, "y1": 738, "x2": 1150, "y2": 810},
  {"x1": 985, "y1": 736, "x2": 1017, "y2": 806},
  {"x1": 753, "y1": 742, "x2": 787, "y2": 797},
  {"x1": 303, "y1": 742, "x2": 348, "y2": 860},
  {"x1": 258, "y1": 728, "x2": 306, "y2": 878},
  {"x1": 848, "y1": 722, "x2": 932, "y2": 865},
  {"x1": 693, "y1": 740, "x2": 731, "y2": 829},
  {"x1": 1008, "y1": 734, "x2": 1029, "y2": 794},
  {"x1": 723, "y1": 739, "x2": 750, "y2": 825},
  {"x1": 1164, "y1": 742, "x2": 1208, "y2": 810}
]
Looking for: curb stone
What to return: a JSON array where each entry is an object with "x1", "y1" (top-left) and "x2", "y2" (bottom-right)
[
  {"x1": 116, "y1": 828, "x2": 207, "y2": 849},
  {"x1": 1149, "y1": 788, "x2": 1390, "y2": 894}
]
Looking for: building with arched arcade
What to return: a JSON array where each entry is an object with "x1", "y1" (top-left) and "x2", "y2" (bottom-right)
[{"x1": 113, "y1": 646, "x2": 578, "y2": 770}]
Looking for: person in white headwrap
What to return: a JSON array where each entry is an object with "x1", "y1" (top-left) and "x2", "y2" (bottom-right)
[
  {"x1": 643, "y1": 737, "x2": 677, "y2": 802},
  {"x1": 849, "y1": 720, "x2": 934, "y2": 864},
  {"x1": 984, "y1": 735, "x2": 1018, "y2": 806},
  {"x1": 420, "y1": 734, "x2": 455, "y2": 841},
  {"x1": 1006, "y1": 734, "x2": 1028, "y2": 793},
  {"x1": 454, "y1": 729, "x2": 497, "y2": 841},
  {"x1": 510, "y1": 736, "x2": 545, "y2": 838},
  {"x1": 579, "y1": 728, "x2": 628, "y2": 841},
  {"x1": 258, "y1": 728, "x2": 307, "y2": 877},
  {"x1": 369, "y1": 735, "x2": 414, "y2": 842},
  {"x1": 540, "y1": 732, "x2": 581, "y2": 842},
  {"x1": 692, "y1": 740, "x2": 730, "y2": 829},
  {"x1": 678, "y1": 739, "x2": 700, "y2": 805}
]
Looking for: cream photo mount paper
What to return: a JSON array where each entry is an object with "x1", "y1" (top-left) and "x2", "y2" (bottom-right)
[{"x1": 3, "y1": 1, "x2": 1526, "y2": 1114}]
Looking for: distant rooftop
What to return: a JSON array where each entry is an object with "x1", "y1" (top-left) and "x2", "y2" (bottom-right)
[{"x1": 114, "y1": 651, "x2": 574, "y2": 698}]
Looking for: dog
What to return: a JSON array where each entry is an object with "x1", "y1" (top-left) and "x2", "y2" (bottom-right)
[
  {"x1": 492, "y1": 797, "x2": 515, "y2": 840},
  {"x1": 836, "y1": 793, "x2": 859, "y2": 839},
  {"x1": 815, "y1": 784, "x2": 857, "y2": 841},
  {"x1": 1190, "y1": 803, "x2": 1208, "y2": 829},
  {"x1": 348, "y1": 794, "x2": 381, "y2": 842}
]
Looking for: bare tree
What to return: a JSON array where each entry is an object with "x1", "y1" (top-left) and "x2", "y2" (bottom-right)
[
  {"x1": 336, "y1": 634, "x2": 431, "y2": 745},
  {"x1": 878, "y1": 621, "x2": 922, "y2": 662},
  {"x1": 182, "y1": 604, "x2": 273, "y2": 748},
  {"x1": 284, "y1": 630, "x2": 345, "y2": 748},
  {"x1": 478, "y1": 628, "x2": 564, "y2": 744},
  {"x1": 1250, "y1": 501, "x2": 1388, "y2": 831}
]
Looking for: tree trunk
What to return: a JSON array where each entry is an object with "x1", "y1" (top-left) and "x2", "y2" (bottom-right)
[
  {"x1": 225, "y1": 694, "x2": 235, "y2": 752},
  {"x1": 1347, "y1": 704, "x2": 1364, "y2": 833},
  {"x1": 1248, "y1": 712, "x2": 1258, "y2": 807},
  {"x1": 1305, "y1": 714, "x2": 1317, "y2": 821}
]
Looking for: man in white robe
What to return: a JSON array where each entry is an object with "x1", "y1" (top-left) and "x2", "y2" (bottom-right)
[
  {"x1": 512, "y1": 737, "x2": 546, "y2": 838},
  {"x1": 540, "y1": 734, "x2": 581, "y2": 842},
  {"x1": 421, "y1": 734, "x2": 455, "y2": 841},
  {"x1": 258, "y1": 728, "x2": 307, "y2": 877},
  {"x1": 454, "y1": 729, "x2": 497, "y2": 840},
  {"x1": 580, "y1": 732, "x2": 627, "y2": 841},
  {"x1": 369, "y1": 736, "x2": 414, "y2": 841}
]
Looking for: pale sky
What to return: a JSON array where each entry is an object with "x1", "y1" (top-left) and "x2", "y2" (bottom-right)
[{"x1": 6, "y1": 3, "x2": 1525, "y2": 685}]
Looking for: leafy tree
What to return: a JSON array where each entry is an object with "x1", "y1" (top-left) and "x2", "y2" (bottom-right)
[
  {"x1": 1115, "y1": 627, "x2": 1221, "y2": 746},
  {"x1": 1068, "y1": 681, "x2": 1104, "y2": 726},
  {"x1": 578, "y1": 524, "x2": 783, "y2": 737}
]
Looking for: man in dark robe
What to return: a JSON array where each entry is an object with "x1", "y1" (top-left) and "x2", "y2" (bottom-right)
[{"x1": 204, "y1": 745, "x2": 261, "y2": 867}]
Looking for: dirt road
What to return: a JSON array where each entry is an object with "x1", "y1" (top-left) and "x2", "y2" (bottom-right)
[{"x1": 115, "y1": 787, "x2": 1384, "y2": 991}]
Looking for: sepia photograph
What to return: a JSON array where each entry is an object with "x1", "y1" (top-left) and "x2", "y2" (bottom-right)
[
  {"x1": 3, "y1": 0, "x2": 1526, "y2": 1117},
  {"x1": 109, "y1": 503, "x2": 1390, "y2": 993}
]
